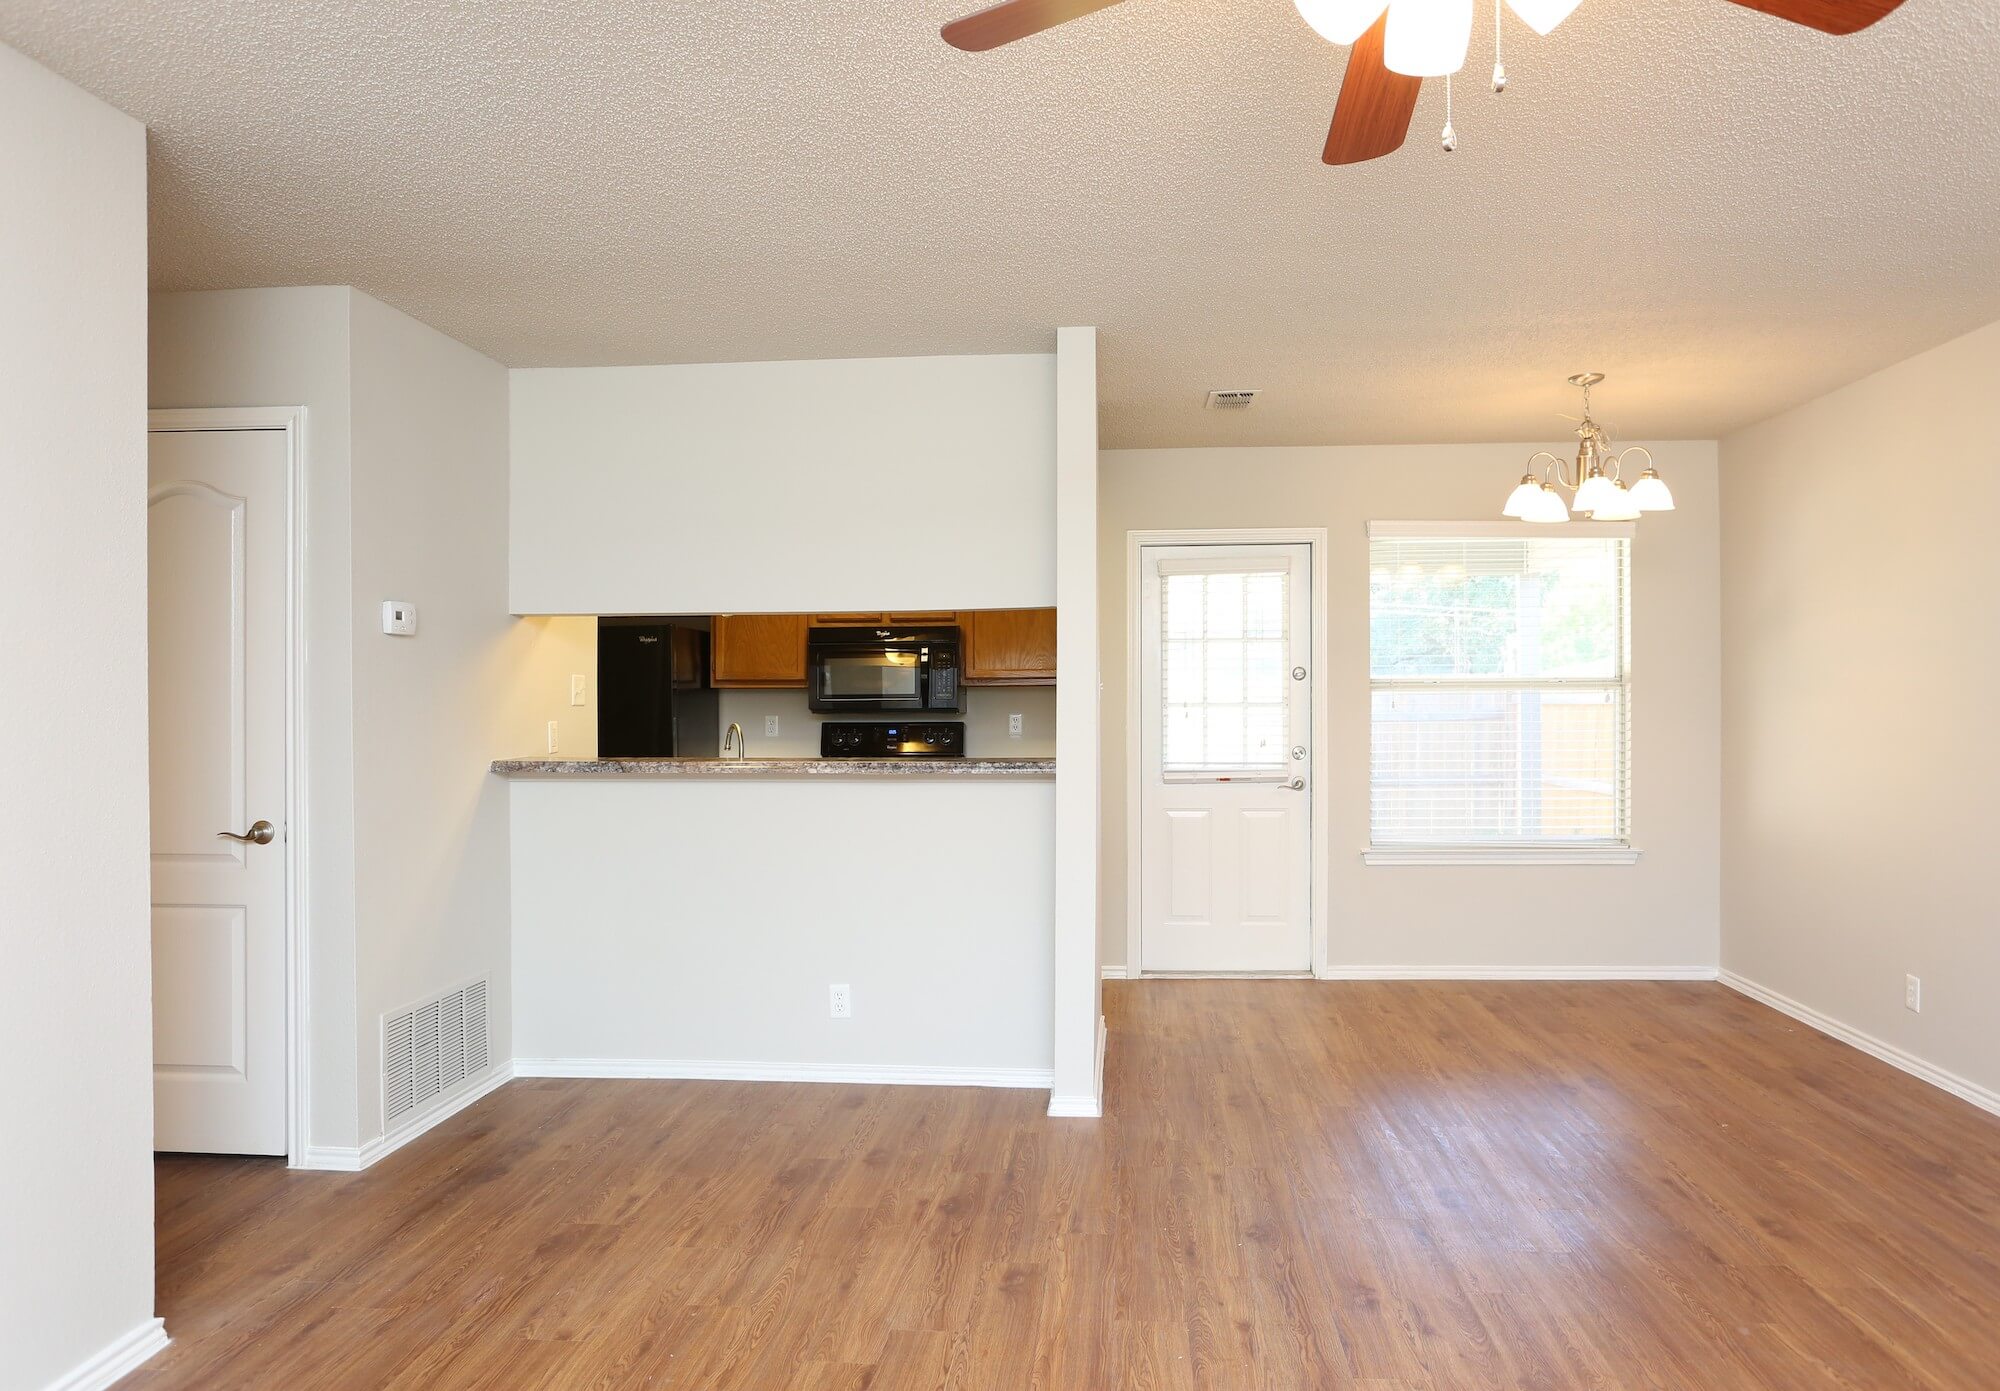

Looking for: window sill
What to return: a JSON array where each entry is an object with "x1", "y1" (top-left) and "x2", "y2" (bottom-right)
[{"x1": 1362, "y1": 846, "x2": 1641, "y2": 866}]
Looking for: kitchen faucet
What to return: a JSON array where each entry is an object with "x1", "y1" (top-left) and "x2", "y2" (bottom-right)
[{"x1": 721, "y1": 721, "x2": 745, "y2": 760}]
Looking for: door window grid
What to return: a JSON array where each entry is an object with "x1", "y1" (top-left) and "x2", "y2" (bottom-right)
[{"x1": 1159, "y1": 567, "x2": 1290, "y2": 774}]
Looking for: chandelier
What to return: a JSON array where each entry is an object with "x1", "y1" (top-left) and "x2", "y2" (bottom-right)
[{"x1": 1502, "y1": 373, "x2": 1674, "y2": 524}]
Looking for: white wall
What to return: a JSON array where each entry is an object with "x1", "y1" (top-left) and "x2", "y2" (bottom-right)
[
  {"x1": 509, "y1": 354, "x2": 1057, "y2": 615},
  {"x1": 1050, "y1": 327, "x2": 1103, "y2": 1114},
  {"x1": 151, "y1": 287, "x2": 516, "y2": 1153},
  {"x1": 1100, "y1": 442, "x2": 1723, "y2": 976},
  {"x1": 348, "y1": 293, "x2": 515, "y2": 1143},
  {"x1": 1721, "y1": 318, "x2": 2000, "y2": 1100},
  {"x1": 0, "y1": 41, "x2": 159, "y2": 1391},
  {"x1": 151, "y1": 286, "x2": 364, "y2": 1150},
  {"x1": 510, "y1": 779, "x2": 1056, "y2": 1078}
]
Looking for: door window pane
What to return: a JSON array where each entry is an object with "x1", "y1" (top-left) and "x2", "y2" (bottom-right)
[{"x1": 1160, "y1": 565, "x2": 1290, "y2": 773}]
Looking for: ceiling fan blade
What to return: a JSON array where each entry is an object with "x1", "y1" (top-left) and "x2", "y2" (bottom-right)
[
  {"x1": 1719, "y1": 0, "x2": 1905, "y2": 35},
  {"x1": 941, "y1": 0, "x2": 1126, "y2": 51},
  {"x1": 1322, "y1": 13, "x2": 1422, "y2": 165}
]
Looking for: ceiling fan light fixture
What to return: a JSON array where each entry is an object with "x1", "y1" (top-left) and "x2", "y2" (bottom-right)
[
  {"x1": 1294, "y1": 0, "x2": 1391, "y2": 45},
  {"x1": 1627, "y1": 468, "x2": 1676, "y2": 511},
  {"x1": 1384, "y1": 0, "x2": 1475, "y2": 77},
  {"x1": 1503, "y1": 0, "x2": 1583, "y2": 36}
]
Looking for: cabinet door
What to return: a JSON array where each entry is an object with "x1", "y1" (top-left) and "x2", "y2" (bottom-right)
[
  {"x1": 712, "y1": 614, "x2": 808, "y2": 686},
  {"x1": 884, "y1": 611, "x2": 962, "y2": 625},
  {"x1": 809, "y1": 613, "x2": 884, "y2": 626},
  {"x1": 963, "y1": 608, "x2": 1058, "y2": 683}
]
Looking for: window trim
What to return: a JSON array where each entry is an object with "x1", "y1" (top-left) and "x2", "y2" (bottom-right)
[
  {"x1": 1362, "y1": 846, "x2": 1642, "y2": 866},
  {"x1": 1365, "y1": 520, "x2": 1637, "y2": 858}
]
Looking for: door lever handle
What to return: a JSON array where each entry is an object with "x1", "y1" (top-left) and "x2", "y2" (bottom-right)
[
  {"x1": 217, "y1": 820, "x2": 276, "y2": 845},
  {"x1": 1287, "y1": 778, "x2": 1305, "y2": 791}
]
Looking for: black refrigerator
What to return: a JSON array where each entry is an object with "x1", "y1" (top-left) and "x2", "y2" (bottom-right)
[{"x1": 597, "y1": 620, "x2": 721, "y2": 758}]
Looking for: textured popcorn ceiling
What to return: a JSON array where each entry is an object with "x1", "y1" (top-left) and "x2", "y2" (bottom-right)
[{"x1": 4, "y1": 0, "x2": 1997, "y2": 446}]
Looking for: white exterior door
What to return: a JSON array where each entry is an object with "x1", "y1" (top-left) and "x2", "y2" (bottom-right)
[
  {"x1": 1139, "y1": 543, "x2": 1312, "y2": 973},
  {"x1": 148, "y1": 426, "x2": 290, "y2": 1155}
]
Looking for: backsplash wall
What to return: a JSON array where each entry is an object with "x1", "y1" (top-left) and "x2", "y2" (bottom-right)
[{"x1": 718, "y1": 686, "x2": 1056, "y2": 759}]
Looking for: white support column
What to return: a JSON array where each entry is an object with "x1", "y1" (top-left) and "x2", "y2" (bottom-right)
[{"x1": 1049, "y1": 326, "x2": 1104, "y2": 1117}]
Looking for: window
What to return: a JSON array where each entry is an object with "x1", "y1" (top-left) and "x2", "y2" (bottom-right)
[
  {"x1": 1159, "y1": 561, "x2": 1291, "y2": 774},
  {"x1": 1368, "y1": 524, "x2": 1630, "y2": 855}
]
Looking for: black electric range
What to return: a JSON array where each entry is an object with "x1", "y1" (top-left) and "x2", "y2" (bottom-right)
[{"x1": 820, "y1": 720, "x2": 964, "y2": 759}]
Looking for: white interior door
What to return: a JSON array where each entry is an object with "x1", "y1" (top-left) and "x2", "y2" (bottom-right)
[
  {"x1": 149, "y1": 426, "x2": 289, "y2": 1155},
  {"x1": 1140, "y1": 543, "x2": 1312, "y2": 973}
]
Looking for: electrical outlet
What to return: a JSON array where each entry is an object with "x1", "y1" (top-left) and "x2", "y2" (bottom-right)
[
  {"x1": 546, "y1": 720, "x2": 558, "y2": 754},
  {"x1": 766, "y1": 715, "x2": 780, "y2": 737},
  {"x1": 1906, "y1": 974, "x2": 1922, "y2": 1012},
  {"x1": 569, "y1": 674, "x2": 586, "y2": 706},
  {"x1": 829, "y1": 983, "x2": 852, "y2": 1019},
  {"x1": 1008, "y1": 712, "x2": 1024, "y2": 739}
]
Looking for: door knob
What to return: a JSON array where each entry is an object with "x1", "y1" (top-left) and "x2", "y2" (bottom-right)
[
  {"x1": 1287, "y1": 778, "x2": 1305, "y2": 791},
  {"x1": 217, "y1": 820, "x2": 276, "y2": 846}
]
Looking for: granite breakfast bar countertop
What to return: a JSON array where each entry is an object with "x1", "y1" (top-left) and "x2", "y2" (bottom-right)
[{"x1": 491, "y1": 757, "x2": 1055, "y2": 778}]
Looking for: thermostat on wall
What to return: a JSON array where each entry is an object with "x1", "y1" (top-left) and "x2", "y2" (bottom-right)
[{"x1": 382, "y1": 601, "x2": 418, "y2": 636}]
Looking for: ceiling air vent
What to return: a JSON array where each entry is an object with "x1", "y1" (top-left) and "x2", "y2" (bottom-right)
[
  {"x1": 1204, "y1": 389, "x2": 1260, "y2": 410},
  {"x1": 382, "y1": 976, "x2": 492, "y2": 1131}
]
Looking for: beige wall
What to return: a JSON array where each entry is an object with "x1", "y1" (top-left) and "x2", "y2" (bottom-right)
[
  {"x1": 1721, "y1": 317, "x2": 2000, "y2": 1099},
  {"x1": 348, "y1": 291, "x2": 515, "y2": 1144},
  {"x1": 508, "y1": 354, "x2": 1058, "y2": 616},
  {"x1": 1100, "y1": 442, "x2": 1722, "y2": 975},
  {"x1": 0, "y1": 40, "x2": 157, "y2": 1389}
]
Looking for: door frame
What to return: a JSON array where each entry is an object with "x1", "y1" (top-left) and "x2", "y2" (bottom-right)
[
  {"x1": 148, "y1": 406, "x2": 311, "y2": 1167},
  {"x1": 1125, "y1": 528, "x2": 1331, "y2": 978}
]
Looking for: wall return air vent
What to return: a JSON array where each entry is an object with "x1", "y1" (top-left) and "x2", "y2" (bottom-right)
[
  {"x1": 383, "y1": 977, "x2": 490, "y2": 1130},
  {"x1": 1204, "y1": 389, "x2": 1260, "y2": 410}
]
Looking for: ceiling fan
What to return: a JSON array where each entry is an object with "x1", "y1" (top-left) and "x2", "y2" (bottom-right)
[{"x1": 939, "y1": 0, "x2": 1908, "y2": 165}]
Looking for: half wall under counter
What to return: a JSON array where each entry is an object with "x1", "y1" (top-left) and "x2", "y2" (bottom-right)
[
  {"x1": 493, "y1": 756, "x2": 1053, "y2": 778},
  {"x1": 502, "y1": 764, "x2": 1056, "y2": 1089}
]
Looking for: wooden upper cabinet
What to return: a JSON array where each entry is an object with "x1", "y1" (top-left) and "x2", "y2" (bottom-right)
[
  {"x1": 963, "y1": 608, "x2": 1057, "y2": 684},
  {"x1": 711, "y1": 614, "x2": 809, "y2": 686}
]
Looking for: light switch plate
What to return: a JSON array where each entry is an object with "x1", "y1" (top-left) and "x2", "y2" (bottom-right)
[
  {"x1": 381, "y1": 600, "x2": 418, "y2": 636},
  {"x1": 570, "y1": 674, "x2": 586, "y2": 706}
]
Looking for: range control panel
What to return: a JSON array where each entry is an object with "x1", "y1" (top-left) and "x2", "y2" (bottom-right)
[{"x1": 820, "y1": 720, "x2": 965, "y2": 759}]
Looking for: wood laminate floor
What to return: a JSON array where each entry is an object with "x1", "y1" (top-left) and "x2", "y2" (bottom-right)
[{"x1": 134, "y1": 981, "x2": 2000, "y2": 1389}]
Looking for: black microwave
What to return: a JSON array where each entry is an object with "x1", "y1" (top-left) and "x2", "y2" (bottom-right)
[{"x1": 806, "y1": 626, "x2": 962, "y2": 713}]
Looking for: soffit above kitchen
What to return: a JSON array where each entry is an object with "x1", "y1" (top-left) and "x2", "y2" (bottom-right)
[{"x1": 3, "y1": 0, "x2": 1996, "y2": 447}]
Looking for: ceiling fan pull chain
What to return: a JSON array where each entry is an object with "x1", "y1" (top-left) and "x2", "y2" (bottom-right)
[
  {"x1": 1492, "y1": 0, "x2": 1507, "y2": 92},
  {"x1": 1442, "y1": 74, "x2": 1458, "y2": 153}
]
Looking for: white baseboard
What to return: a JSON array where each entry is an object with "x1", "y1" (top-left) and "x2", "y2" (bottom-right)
[
  {"x1": 1047, "y1": 1014, "x2": 1107, "y2": 1118},
  {"x1": 1106, "y1": 964, "x2": 1715, "y2": 982},
  {"x1": 513, "y1": 1058, "x2": 1055, "y2": 1090},
  {"x1": 1719, "y1": 970, "x2": 2000, "y2": 1119},
  {"x1": 1317, "y1": 965, "x2": 1719, "y2": 981},
  {"x1": 40, "y1": 1318, "x2": 168, "y2": 1391},
  {"x1": 295, "y1": 1062, "x2": 514, "y2": 1172}
]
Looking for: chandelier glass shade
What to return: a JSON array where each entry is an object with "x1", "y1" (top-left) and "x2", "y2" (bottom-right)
[{"x1": 1505, "y1": 373, "x2": 1673, "y2": 525}]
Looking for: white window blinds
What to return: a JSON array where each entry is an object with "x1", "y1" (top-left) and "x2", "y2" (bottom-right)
[
  {"x1": 1368, "y1": 528, "x2": 1630, "y2": 847},
  {"x1": 1159, "y1": 560, "x2": 1291, "y2": 774}
]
